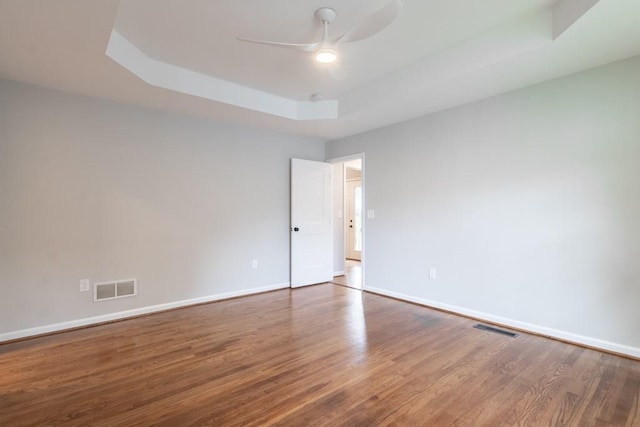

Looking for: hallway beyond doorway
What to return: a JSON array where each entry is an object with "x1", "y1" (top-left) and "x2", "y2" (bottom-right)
[{"x1": 332, "y1": 260, "x2": 362, "y2": 290}]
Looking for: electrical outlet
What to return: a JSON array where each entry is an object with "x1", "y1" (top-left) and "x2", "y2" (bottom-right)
[
  {"x1": 429, "y1": 268, "x2": 437, "y2": 280},
  {"x1": 79, "y1": 279, "x2": 90, "y2": 292},
  {"x1": 252, "y1": 259, "x2": 258, "y2": 269}
]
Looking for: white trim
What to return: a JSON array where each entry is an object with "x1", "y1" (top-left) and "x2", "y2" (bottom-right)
[
  {"x1": 106, "y1": 30, "x2": 338, "y2": 121},
  {"x1": 366, "y1": 286, "x2": 640, "y2": 359},
  {"x1": 0, "y1": 282, "x2": 290, "y2": 343},
  {"x1": 326, "y1": 154, "x2": 364, "y2": 164},
  {"x1": 333, "y1": 271, "x2": 345, "y2": 277}
]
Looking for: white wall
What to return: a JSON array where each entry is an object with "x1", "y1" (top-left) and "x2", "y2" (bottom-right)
[
  {"x1": 345, "y1": 167, "x2": 362, "y2": 182},
  {"x1": 326, "y1": 55, "x2": 640, "y2": 357},
  {"x1": 0, "y1": 80, "x2": 324, "y2": 336}
]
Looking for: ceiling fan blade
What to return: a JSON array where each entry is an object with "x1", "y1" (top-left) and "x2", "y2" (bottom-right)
[
  {"x1": 236, "y1": 37, "x2": 319, "y2": 52},
  {"x1": 334, "y1": 0, "x2": 403, "y2": 45}
]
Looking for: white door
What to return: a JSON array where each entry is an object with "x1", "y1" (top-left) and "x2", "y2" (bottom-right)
[
  {"x1": 291, "y1": 158, "x2": 333, "y2": 288},
  {"x1": 346, "y1": 180, "x2": 362, "y2": 261}
]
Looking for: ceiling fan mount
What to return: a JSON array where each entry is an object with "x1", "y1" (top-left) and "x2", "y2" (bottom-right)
[{"x1": 314, "y1": 7, "x2": 337, "y2": 24}]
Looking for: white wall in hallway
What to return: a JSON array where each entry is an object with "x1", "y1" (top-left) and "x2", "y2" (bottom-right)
[{"x1": 332, "y1": 163, "x2": 345, "y2": 275}]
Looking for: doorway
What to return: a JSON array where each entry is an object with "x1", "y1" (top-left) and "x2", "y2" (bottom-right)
[
  {"x1": 346, "y1": 180, "x2": 362, "y2": 261},
  {"x1": 329, "y1": 156, "x2": 364, "y2": 290}
]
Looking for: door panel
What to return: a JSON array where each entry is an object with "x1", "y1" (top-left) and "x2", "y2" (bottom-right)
[{"x1": 291, "y1": 158, "x2": 333, "y2": 288}]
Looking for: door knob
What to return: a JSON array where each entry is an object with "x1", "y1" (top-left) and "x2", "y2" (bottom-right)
[{"x1": 293, "y1": 227, "x2": 299, "y2": 232}]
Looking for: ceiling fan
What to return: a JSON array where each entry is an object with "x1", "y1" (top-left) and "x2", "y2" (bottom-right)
[{"x1": 236, "y1": 0, "x2": 403, "y2": 65}]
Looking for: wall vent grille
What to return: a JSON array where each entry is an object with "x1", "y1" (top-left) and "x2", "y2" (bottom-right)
[
  {"x1": 473, "y1": 323, "x2": 518, "y2": 338},
  {"x1": 94, "y1": 279, "x2": 137, "y2": 302}
]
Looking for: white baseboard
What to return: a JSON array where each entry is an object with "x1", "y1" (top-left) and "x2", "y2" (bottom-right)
[
  {"x1": 366, "y1": 286, "x2": 640, "y2": 359},
  {"x1": 0, "y1": 282, "x2": 290, "y2": 343},
  {"x1": 333, "y1": 271, "x2": 345, "y2": 277}
]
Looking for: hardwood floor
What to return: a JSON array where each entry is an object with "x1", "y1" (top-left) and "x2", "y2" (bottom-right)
[
  {"x1": 1, "y1": 284, "x2": 638, "y2": 426},
  {"x1": 332, "y1": 260, "x2": 362, "y2": 289}
]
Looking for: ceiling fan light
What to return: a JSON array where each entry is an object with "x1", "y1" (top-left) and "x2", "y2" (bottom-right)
[{"x1": 315, "y1": 49, "x2": 337, "y2": 63}]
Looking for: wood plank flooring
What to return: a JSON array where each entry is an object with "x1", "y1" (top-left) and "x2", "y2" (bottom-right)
[
  {"x1": 332, "y1": 260, "x2": 362, "y2": 289},
  {"x1": 1, "y1": 284, "x2": 638, "y2": 426}
]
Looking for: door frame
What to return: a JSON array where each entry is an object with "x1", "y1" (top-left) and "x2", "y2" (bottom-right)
[{"x1": 326, "y1": 153, "x2": 366, "y2": 290}]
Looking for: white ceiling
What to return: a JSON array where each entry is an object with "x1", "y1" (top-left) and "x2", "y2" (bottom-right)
[{"x1": 1, "y1": 0, "x2": 639, "y2": 140}]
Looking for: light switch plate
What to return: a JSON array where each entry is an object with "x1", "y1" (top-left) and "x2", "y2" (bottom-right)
[
  {"x1": 367, "y1": 210, "x2": 375, "y2": 219},
  {"x1": 79, "y1": 279, "x2": 90, "y2": 292}
]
